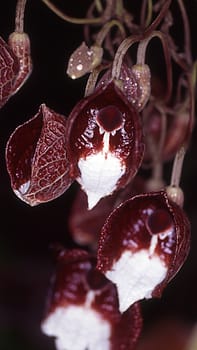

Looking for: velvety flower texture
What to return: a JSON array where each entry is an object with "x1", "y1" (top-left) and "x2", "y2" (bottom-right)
[
  {"x1": 6, "y1": 104, "x2": 73, "y2": 205},
  {"x1": 97, "y1": 190, "x2": 190, "y2": 312},
  {"x1": 6, "y1": 78, "x2": 145, "y2": 209},
  {"x1": 66, "y1": 80, "x2": 145, "y2": 209},
  {"x1": 41, "y1": 248, "x2": 142, "y2": 350}
]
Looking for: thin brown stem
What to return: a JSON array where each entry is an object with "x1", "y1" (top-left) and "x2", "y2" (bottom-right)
[
  {"x1": 84, "y1": 68, "x2": 100, "y2": 96},
  {"x1": 15, "y1": 0, "x2": 27, "y2": 33},
  {"x1": 177, "y1": 0, "x2": 192, "y2": 65},
  {"x1": 95, "y1": 19, "x2": 126, "y2": 46},
  {"x1": 111, "y1": 34, "x2": 142, "y2": 79},
  {"x1": 112, "y1": 0, "x2": 172, "y2": 80},
  {"x1": 115, "y1": 0, "x2": 124, "y2": 17},
  {"x1": 144, "y1": 0, "x2": 172, "y2": 36},
  {"x1": 95, "y1": 0, "x2": 103, "y2": 13},
  {"x1": 185, "y1": 63, "x2": 197, "y2": 142},
  {"x1": 140, "y1": 0, "x2": 153, "y2": 28},
  {"x1": 41, "y1": 0, "x2": 103, "y2": 24},
  {"x1": 113, "y1": 30, "x2": 173, "y2": 104},
  {"x1": 170, "y1": 146, "x2": 186, "y2": 187}
]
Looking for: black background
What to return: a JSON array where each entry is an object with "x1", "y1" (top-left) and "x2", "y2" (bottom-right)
[{"x1": 0, "y1": 1, "x2": 197, "y2": 349}]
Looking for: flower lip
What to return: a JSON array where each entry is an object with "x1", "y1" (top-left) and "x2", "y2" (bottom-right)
[
  {"x1": 146, "y1": 208, "x2": 174, "y2": 235},
  {"x1": 95, "y1": 105, "x2": 124, "y2": 133}
]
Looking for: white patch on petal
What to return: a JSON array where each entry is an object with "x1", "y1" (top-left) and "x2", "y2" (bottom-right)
[
  {"x1": 41, "y1": 304, "x2": 111, "y2": 350},
  {"x1": 76, "y1": 63, "x2": 83, "y2": 71},
  {"x1": 14, "y1": 180, "x2": 30, "y2": 202},
  {"x1": 18, "y1": 180, "x2": 30, "y2": 194},
  {"x1": 148, "y1": 235, "x2": 158, "y2": 257},
  {"x1": 78, "y1": 147, "x2": 125, "y2": 209},
  {"x1": 106, "y1": 249, "x2": 167, "y2": 313}
]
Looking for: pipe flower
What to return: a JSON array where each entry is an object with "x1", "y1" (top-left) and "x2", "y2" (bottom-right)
[
  {"x1": 97, "y1": 191, "x2": 190, "y2": 312},
  {"x1": 41, "y1": 248, "x2": 142, "y2": 350},
  {"x1": 6, "y1": 104, "x2": 73, "y2": 205},
  {"x1": 66, "y1": 80, "x2": 145, "y2": 209}
]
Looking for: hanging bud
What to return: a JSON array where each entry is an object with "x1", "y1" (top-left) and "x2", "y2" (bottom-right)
[
  {"x1": 66, "y1": 81, "x2": 145, "y2": 209},
  {"x1": 131, "y1": 64, "x2": 151, "y2": 111},
  {"x1": 0, "y1": 36, "x2": 19, "y2": 108},
  {"x1": 8, "y1": 31, "x2": 32, "y2": 94},
  {"x1": 6, "y1": 104, "x2": 73, "y2": 206},
  {"x1": 67, "y1": 42, "x2": 103, "y2": 79},
  {"x1": 97, "y1": 191, "x2": 190, "y2": 313},
  {"x1": 41, "y1": 248, "x2": 142, "y2": 350},
  {"x1": 98, "y1": 63, "x2": 150, "y2": 111}
]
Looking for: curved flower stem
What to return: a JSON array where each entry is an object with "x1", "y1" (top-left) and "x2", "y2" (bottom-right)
[
  {"x1": 170, "y1": 63, "x2": 196, "y2": 189},
  {"x1": 115, "y1": 0, "x2": 124, "y2": 17},
  {"x1": 112, "y1": 0, "x2": 172, "y2": 80},
  {"x1": 111, "y1": 35, "x2": 142, "y2": 79},
  {"x1": 140, "y1": 0, "x2": 153, "y2": 28},
  {"x1": 177, "y1": 0, "x2": 192, "y2": 65},
  {"x1": 186, "y1": 62, "x2": 197, "y2": 140},
  {"x1": 15, "y1": 0, "x2": 27, "y2": 33},
  {"x1": 170, "y1": 146, "x2": 186, "y2": 187},
  {"x1": 84, "y1": 69, "x2": 100, "y2": 96},
  {"x1": 145, "y1": 0, "x2": 153, "y2": 27},
  {"x1": 41, "y1": 0, "x2": 103, "y2": 24},
  {"x1": 137, "y1": 31, "x2": 173, "y2": 103},
  {"x1": 95, "y1": 0, "x2": 103, "y2": 13},
  {"x1": 95, "y1": 19, "x2": 126, "y2": 46},
  {"x1": 145, "y1": 0, "x2": 172, "y2": 36},
  {"x1": 113, "y1": 30, "x2": 172, "y2": 104}
]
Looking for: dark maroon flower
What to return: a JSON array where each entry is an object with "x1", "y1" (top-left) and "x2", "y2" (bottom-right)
[
  {"x1": 66, "y1": 80, "x2": 145, "y2": 209},
  {"x1": 97, "y1": 191, "x2": 190, "y2": 312},
  {"x1": 6, "y1": 104, "x2": 73, "y2": 206},
  {"x1": 41, "y1": 248, "x2": 142, "y2": 350},
  {"x1": 0, "y1": 36, "x2": 20, "y2": 108}
]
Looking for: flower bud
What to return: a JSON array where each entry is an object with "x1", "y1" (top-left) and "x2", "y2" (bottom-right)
[
  {"x1": 6, "y1": 104, "x2": 73, "y2": 206},
  {"x1": 98, "y1": 64, "x2": 140, "y2": 110},
  {"x1": 67, "y1": 42, "x2": 103, "y2": 79},
  {"x1": 131, "y1": 64, "x2": 151, "y2": 111},
  {"x1": 8, "y1": 31, "x2": 33, "y2": 93},
  {"x1": 97, "y1": 191, "x2": 190, "y2": 313},
  {"x1": 98, "y1": 63, "x2": 150, "y2": 111}
]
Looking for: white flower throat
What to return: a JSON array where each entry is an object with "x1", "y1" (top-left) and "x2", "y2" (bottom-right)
[{"x1": 78, "y1": 127, "x2": 125, "y2": 209}]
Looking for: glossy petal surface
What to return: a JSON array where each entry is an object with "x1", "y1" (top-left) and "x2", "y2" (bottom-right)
[
  {"x1": 97, "y1": 191, "x2": 190, "y2": 310},
  {"x1": 41, "y1": 249, "x2": 142, "y2": 350},
  {"x1": 6, "y1": 104, "x2": 73, "y2": 205},
  {"x1": 66, "y1": 81, "x2": 144, "y2": 208}
]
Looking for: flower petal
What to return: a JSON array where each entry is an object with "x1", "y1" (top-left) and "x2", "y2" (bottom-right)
[{"x1": 6, "y1": 104, "x2": 73, "y2": 205}]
